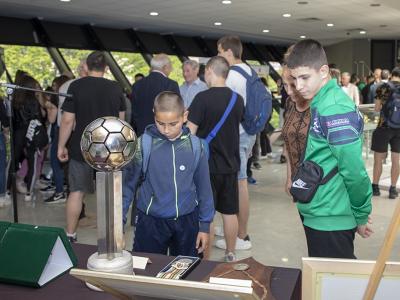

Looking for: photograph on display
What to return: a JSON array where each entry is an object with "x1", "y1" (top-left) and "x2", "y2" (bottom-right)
[
  {"x1": 156, "y1": 255, "x2": 201, "y2": 280},
  {"x1": 302, "y1": 257, "x2": 400, "y2": 300}
]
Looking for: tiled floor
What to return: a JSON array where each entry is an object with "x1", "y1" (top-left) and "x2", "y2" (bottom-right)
[{"x1": 1, "y1": 150, "x2": 399, "y2": 270}]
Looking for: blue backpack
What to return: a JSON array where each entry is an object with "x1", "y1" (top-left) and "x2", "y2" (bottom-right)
[
  {"x1": 140, "y1": 133, "x2": 207, "y2": 180},
  {"x1": 230, "y1": 65, "x2": 272, "y2": 135},
  {"x1": 383, "y1": 82, "x2": 400, "y2": 129}
]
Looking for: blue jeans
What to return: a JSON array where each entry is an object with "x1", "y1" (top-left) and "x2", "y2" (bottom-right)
[
  {"x1": 50, "y1": 126, "x2": 64, "y2": 193},
  {"x1": 0, "y1": 134, "x2": 6, "y2": 195},
  {"x1": 238, "y1": 132, "x2": 256, "y2": 180}
]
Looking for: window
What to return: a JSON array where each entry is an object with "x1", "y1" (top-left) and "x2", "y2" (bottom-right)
[
  {"x1": 1, "y1": 45, "x2": 59, "y2": 88},
  {"x1": 111, "y1": 51, "x2": 150, "y2": 84},
  {"x1": 59, "y1": 48, "x2": 115, "y2": 80},
  {"x1": 246, "y1": 60, "x2": 261, "y2": 66},
  {"x1": 168, "y1": 55, "x2": 184, "y2": 85}
]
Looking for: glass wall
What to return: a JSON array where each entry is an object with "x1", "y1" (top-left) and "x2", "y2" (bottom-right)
[
  {"x1": 168, "y1": 55, "x2": 184, "y2": 86},
  {"x1": 111, "y1": 51, "x2": 150, "y2": 84},
  {"x1": 1, "y1": 45, "x2": 59, "y2": 88},
  {"x1": 59, "y1": 48, "x2": 91, "y2": 77},
  {"x1": 60, "y1": 48, "x2": 115, "y2": 80}
]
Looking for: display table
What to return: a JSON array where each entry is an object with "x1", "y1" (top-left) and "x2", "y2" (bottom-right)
[{"x1": 0, "y1": 243, "x2": 301, "y2": 300}]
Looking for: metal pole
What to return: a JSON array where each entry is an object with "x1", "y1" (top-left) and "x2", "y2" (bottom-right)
[
  {"x1": 5, "y1": 87, "x2": 18, "y2": 223},
  {"x1": 96, "y1": 171, "x2": 124, "y2": 259}
]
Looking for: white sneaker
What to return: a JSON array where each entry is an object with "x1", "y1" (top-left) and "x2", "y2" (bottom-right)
[
  {"x1": 16, "y1": 179, "x2": 28, "y2": 194},
  {"x1": 0, "y1": 196, "x2": 11, "y2": 207},
  {"x1": 215, "y1": 236, "x2": 252, "y2": 251},
  {"x1": 214, "y1": 225, "x2": 224, "y2": 237},
  {"x1": 224, "y1": 252, "x2": 237, "y2": 262},
  {"x1": 24, "y1": 193, "x2": 32, "y2": 202}
]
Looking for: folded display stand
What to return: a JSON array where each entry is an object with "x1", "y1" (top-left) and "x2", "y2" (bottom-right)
[
  {"x1": 70, "y1": 268, "x2": 259, "y2": 300},
  {"x1": 0, "y1": 221, "x2": 77, "y2": 287}
]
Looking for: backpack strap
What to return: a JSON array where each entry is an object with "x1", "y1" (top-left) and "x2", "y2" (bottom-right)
[
  {"x1": 140, "y1": 133, "x2": 152, "y2": 181},
  {"x1": 205, "y1": 92, "x2": 237, "y2": 143},
  {"x1": 230, "y1": 65, "x2": 252, "y2": 81},
  {"x1": 190, "y1": 135, "x2": 209, "y2": 170},
  {"x1": 190, "y1": 135, "x2": 201, "y2": 169}
]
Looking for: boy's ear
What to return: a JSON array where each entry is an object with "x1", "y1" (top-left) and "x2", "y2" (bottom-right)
[
  {"x1": 183, "y1": 110, "x2": 189, "y2": 123},
  {"x1": 319, "y1": 65, "x2": 330, "y2": 79}
]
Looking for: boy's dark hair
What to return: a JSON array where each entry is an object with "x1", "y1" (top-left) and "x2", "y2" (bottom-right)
[
  {"x1": 86, "y1": 51, "x2": 107, "y2": 72},
  {"x1": 217, "y1": 35, "x2": 243, "y2": 59},
  {"x1": 154, "y1": 91, "x2": 185, "y2": 115},
  {"x1": 328, "y1": 63, "x2": 337, "y2": 69},
  {"x1": 287, "y1": 39, "x2": 328, "y2": 70},
  {"x1": 206, "y1": 56, "x2": 229, "y2": 79},
  {"x1": 392, "y1": 67, "x2": 400, "y2": 78}
]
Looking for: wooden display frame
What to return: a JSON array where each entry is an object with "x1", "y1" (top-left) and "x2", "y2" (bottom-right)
[
  {"x1": 302, "y1": 258, "x2": 400, "y2": 300},
  {"x1": 70, "y1": 268, "x2": 259, "y2": 300}
]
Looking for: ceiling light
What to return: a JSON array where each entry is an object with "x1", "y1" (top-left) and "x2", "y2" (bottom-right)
[
  {"x1": 379, "y1": 24, "x2": 387, "y2": 28},
  {"x1": 297, "y1": 1, "x2": 308, "y2": 4},
  {"x1": 370, "y1": 3, "x2": 381, "y2": 7},
  {"x1": 300, "y1": 35, "x2": 306, "y2": 39},
  {"x1": 359, "y1": 30, "x2": 367, "y2": 34},
  {"x1": 149, "y1": 12, "x2": 159, "y2": 16},
  {"x1": 214, "y1": 22, "x2": 222, "y2": 26},
  {"x1": 283, "y1": 13, "x2": 292, "y2": 18},
  {"x1": 60, "y1": 0, "x2": 71, "y2": 2},
  {"x1": 327, "y1": 23, "x2": 334, "y2": 27},
  {"x1": 222, "y1": 0, "x2": 232, "y2": 4},
  {"x1": 262, "y1": 29, "x2": 270, "y2": 33}
]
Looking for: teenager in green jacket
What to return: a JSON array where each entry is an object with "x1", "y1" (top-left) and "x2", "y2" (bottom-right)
[{"x1": 286, "y1": 39, "x2": 373, "y2": 259}]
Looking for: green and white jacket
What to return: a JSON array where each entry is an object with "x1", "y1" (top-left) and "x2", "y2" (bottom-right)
[{"x1": 298, "y1": 79, "x2": 372, "y2": 231}]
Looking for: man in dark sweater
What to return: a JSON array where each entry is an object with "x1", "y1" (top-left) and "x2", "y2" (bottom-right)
[{"x1": 130, "y1": 54, "x2": 180, "y2": 136}]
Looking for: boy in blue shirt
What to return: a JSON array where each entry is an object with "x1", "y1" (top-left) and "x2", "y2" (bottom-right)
[{"x1": 122, "y1": 91, "x2": 214, "y2": 257}]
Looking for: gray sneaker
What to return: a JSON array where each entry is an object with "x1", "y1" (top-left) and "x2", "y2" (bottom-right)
[{"x1": 224, "y1": 252, "x2": 237, "y2": 262}]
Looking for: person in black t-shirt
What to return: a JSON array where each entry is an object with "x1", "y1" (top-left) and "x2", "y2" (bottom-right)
[
  {"x1": 371, "y1": 67, "x2": 400, "y2": 199},
  {"x1": 187, "y1": 56, "x2": 244, "y2": 262},
  {"x1": 58, "y1": 51, "x2": 126, "y2": 243}
]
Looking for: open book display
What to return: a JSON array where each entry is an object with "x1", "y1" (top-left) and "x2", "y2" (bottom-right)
[{"x1": 0, "y1": 222, "x2": 77, "y2": 288}]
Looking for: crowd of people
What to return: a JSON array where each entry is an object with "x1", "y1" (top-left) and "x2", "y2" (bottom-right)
[{"x1": 2, "y1": 35, "x2": 399, "y2": 263}]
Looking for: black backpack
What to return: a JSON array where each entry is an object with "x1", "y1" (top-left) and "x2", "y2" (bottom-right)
[{"x1": 382, "y1": 82, "x2": 400, "y2": 129}]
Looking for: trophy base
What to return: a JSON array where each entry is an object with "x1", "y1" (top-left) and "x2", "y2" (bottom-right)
[{"x1": 86, "y1": 250, "x2": 134, "y2": 291}]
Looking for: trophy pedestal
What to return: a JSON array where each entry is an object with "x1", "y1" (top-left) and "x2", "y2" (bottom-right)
[
  {"x1": 87, "y1": 250, "x2": 133, "y2": 275},
  {"x1": 86, "y1": 250, "x2": 133, "y2": 291}
]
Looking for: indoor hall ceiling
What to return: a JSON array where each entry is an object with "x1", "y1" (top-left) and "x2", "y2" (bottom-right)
[{"x1": 0, "y1": 0, "x2": 399, "y2": 46}]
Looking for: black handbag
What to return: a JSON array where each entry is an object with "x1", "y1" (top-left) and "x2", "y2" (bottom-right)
[
  {"x1": 289, "y1": 121, "x2": 338, "y2": 203},
  {"x1": 290, "y1": 160, "x2": 338, "y2": 203}
]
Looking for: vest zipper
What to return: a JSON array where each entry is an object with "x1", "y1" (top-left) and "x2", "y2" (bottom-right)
[
  {"x1": 146, "y1": 195, "x2": 153, "y2": 215},
  {"x1": 172, "y1": 144, "x2": 179, "y2": 218}
]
